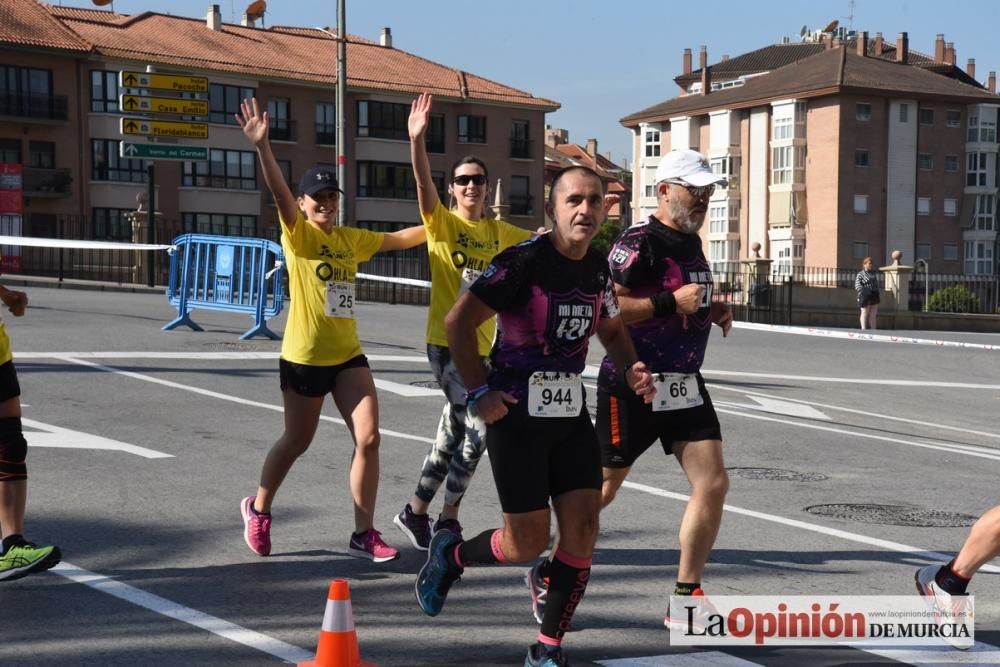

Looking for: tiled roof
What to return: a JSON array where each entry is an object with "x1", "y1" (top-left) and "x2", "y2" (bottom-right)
[
  {"x1": 16, "y1": 2, "x2": 558, "y2": 111},
  {"x1": 623, "y1": 46, "x2": 998, "y2": 126},
  {"x1": 0, "y1": 0, "x2": 90, "y2": 52}
]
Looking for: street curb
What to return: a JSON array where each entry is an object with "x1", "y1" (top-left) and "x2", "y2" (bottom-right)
[{"x1": 1, "y1": 275, "x2": 164, "y2": 296}]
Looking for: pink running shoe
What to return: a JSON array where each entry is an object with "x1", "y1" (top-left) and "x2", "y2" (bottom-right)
[
  {"x1": 240, "y1": 496, "x2": 272, "y2": 556},
  {"x1": 348, "y1": 528, "x2": 399, "y2": 563}
]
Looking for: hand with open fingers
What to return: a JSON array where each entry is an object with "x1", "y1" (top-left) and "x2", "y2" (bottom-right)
[
  {"x1": 625, "y1": 361, "x2": 656, "y2": 404},
  {"x1": 235, "y1": 97, "x2": 268, "y2": 147},
  {"x1": 409, "y1": 92, "x2": 432, "y2": 140},
  {"x1": 711, "y1": 301, "x2": 733, "y2": 337},
  {"x1": 0, "y1": 288, "x2": 28, "y2": 317},
  {"x1": 473, "y1": 390, "x2": 518, "y2": 424},
  {"x1": 674, "y1": 283, "x2": 705, "y2": 315}
]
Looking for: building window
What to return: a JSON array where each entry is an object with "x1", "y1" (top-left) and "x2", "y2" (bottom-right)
[
  {"x1": 90, "y1": 70, "x2": 118, "y2": 113},
  {"x1": 92, "y1": 207, "x2": 133, "y2": 241},
  {"x1": 709, "y1": 239, "x2": 739, "y2": 273},
  {"x1": 316, "y1": 103, "x2": 335, "y2": 145},
  {"x1": 856, "y1": 103, "x2": 872, "y2": 121},
  {"x1": 182, "y1": 212, "x2": 257, "y2": 237},
  {"x1": 917, "y1": 197, "x2": 931, "y2": 215},
  {"x1": 967, "y1": 115, "x2": 997, "y2": 143},
  {"x1": 919, "y1": 108, "x2": 934, "y2": 125},
  {"x1": 899, "y1": 103, "x2": 909, "y2": 123},
  {"x1": 943, "y1": 243, "x2": 959, "y2": 261},
  {"x1": 773, "y1": 115, "x2": 793, "y2": 140},
  {"x1": 943, "y1": 198, "x2": 957, "y2": 216},
  {"x1": 975, "y1": 194, "x2": 996, "y2": 230},
  {"x1": 916, "y1": 243, "x2": 931, "y2": 260},
  {"x1": 426, "y1": 113, "x2": 445, "y2": 153},
  {"x1": 944, "y1": 155, "x2": 959, "y2": 173},
  {"x1": 644, "y1": 184, "x2": 655, "y2": 198},
  {"x1": 853, "y1": 241, "x2": 869, "y2": 259},
  {"x1": 357, "y1": 161, "x2": 416, "y2": 199},
  {"x1": 854, "y1": 149, "x2": 870, "y2": 167},
  {"x1": 946, "y1": 110, "x2": 962, "y2": 128},
  {"x1": 209, "y1": 83, "x2": 255, "y2": 125},
  {"x1": 357, "y1": 100, "x2": 408, "y2": 141},
  {"x1": 457, "y1": 114, "x2": 486, "y2": 144},
  {"x1": 510, "y1": 120, "x2": 531, "y2": 159},
  {"x1": 644, "y1": 128, "x2": 660, "y2": 157},
  {"x1": 510, "y1": 175, "x2": 532, "y2": 216},
  {"x1": 854, "y1": 194, "x2": 869, "y2": 214},
  {"x1": 0, "y1": 65, "x2": 56, "y2": 118},
  {"x1": 28, "y1": 141, "x2": 54, "y2": 169},
  {"x1": 918, "y1": 153, "x2": 933, "y2": 170},
  {"x1": 967, "y1": 152, "x2": 988, "y2": 186},
  {"x1": 770, "y1": 145, "x2": 805, "y2": 185},
  {"x1": 965, "y1": 240, "x2": 994, "y2": 275},
  {"x1": 0, "y1": 138, "x2": 19, "y2": 163},
  {"x1": 267, "y1": 98, "x2": 292, "y2": 141},
  {"x1": 91, "y1": 139, "x2": 146, "y2": 182},
  {"x1": 182, "y1": 149, "x2": 256, "y2": 190},
  {"x1": 709, "y1": 204, "x2": 728, "y2": 233}
]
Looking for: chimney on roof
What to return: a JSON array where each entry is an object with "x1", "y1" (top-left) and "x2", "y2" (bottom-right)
[
  {"x1": 945, "y1": 42, "x2": 956, "y2": 66},
  {"x1": 545, "y1": 126, "x2": 568, "y2": 147},
  {"x1": 988, "y1": 71, "x2": 996, "y2": 94},
  {"x1": 207, "y1": 4, "x2": 221, "y2": 31},
  {"x1": 585, "y1": 138, "x2": 598, "y2": 157},
  {"x1": 241, "y1": 13, "x2": 254, "y2": 27},
  {"x1": 856, "y1": 31, "x2": 868, "y2": 56},
  {"x1": 722, "y1": 54, "x2": 729, "y2": 61},
  {"x1": 682, "y1": 48, "x2": 692, "y2": 75},
  {"x1": 935, "y1": 34, "x2": 945, "y2": 62},
  {"x1": 873, "y1": 32, "x2": 884, "y2": 56},
  {"x1": 380, "y1": 27, "x2": 392, "y2": 47},
  {"x1": 895, "y1": 32, "x2": 908, "y2": 64},
  {"x1": 699, "y1": 45, "x2": 709, "y2": 96},
  {"x1": 967, "y1": 58, "x2": 976, "y2": 80}
]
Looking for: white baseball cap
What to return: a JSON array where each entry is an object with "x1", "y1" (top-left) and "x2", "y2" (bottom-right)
[{"x1": 654, "y1": 149, "x2": 728, "y2": 188}]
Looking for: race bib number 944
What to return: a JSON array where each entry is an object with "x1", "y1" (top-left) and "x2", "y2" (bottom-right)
[
  {"x1": 528, "y1": 371, "x2": 583, "y2": 418},
  {"x1": 652, "y1": 373, "x2": 704, "y2": 412}
]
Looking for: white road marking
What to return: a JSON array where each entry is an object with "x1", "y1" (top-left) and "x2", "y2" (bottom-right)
[
  {"x1": 373, "y1": 378, "x2": 440, "y2": 397},
  {"x1": 703, "y1": 369, "x2": 1000, "y2": 390},
  {"x1": 847, "y1": 644, "x2": 1000, "y2": 665},
  {"x1": 23, "y1": 418, "x2": 172, "y2": 459},
  {"x1": 54, "y1": 356, "x2": 434, "y2": 445},
  {"x1": 717, "y1": 396, "x2": 831, "y2": 421},
  {"x1": 598, "y1": 652, "x2": 765, "y2": 666},
  {"x1": 621, "y1": 480, "x2": 1000, "y2": 574},
  {"x1": 15, "y1": 351, "x2": 428, "y2": 363},
  {"x1": 732, "y1": 322, "x2": 1000, "y2": 351},
  {"x1": 51, "y1": 562, "x2": 314, "y2": 663}
]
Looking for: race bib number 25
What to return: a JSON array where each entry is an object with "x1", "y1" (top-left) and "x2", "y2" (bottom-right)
[{"x1": 325, "y1": 281, "x2": 355, "y2": 319}]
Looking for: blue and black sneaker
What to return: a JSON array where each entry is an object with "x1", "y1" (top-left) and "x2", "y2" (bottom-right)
[
  {"x1": 415, "y1": 529, "x2": 463, "y2": 616},
  {"x1": 524, "y1": 642, "x2": 568, "y2": 667}
]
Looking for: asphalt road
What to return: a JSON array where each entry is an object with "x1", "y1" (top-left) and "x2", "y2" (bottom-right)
[{"x1": 2, "y1": 286, "x2": 999, "y2": 666}]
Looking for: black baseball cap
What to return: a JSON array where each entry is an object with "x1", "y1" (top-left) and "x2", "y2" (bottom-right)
[{"x1": 298, "y1": 167, "x2": 344, "y2": 197}]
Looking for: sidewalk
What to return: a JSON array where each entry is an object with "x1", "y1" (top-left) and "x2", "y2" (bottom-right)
[{"x1": 1, "y1": 273, "x2": 164, "y2": 295}]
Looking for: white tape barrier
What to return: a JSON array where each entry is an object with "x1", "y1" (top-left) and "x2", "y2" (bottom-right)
[
  {"x1": 0, "y1": 235, "x2": 174, "y2": 251},
  {"x1": 734, "y1": 321, "x2": 1000, "y2": 351},
  {"x1": 356, "y1": 272, "x2": 432, "y2": 289}
]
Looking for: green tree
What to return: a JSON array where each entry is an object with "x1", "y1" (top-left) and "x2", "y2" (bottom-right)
[
  {"x1": 590, "y1": 221, "x2": 623, "y2": 256},
  {"x1": 926, "y1": 285, "x2": 982, "y2": 314}
]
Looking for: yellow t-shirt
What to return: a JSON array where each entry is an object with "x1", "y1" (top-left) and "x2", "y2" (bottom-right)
[
  {"x1": 0, "y1": 253, "x2": 11, "y2": 365},
  {"x1": 280, "y1": 211, "x2": 384, "y2": 366},
  {"x1": 423, "y1": 202, "x2": 532, "y2": 355}
]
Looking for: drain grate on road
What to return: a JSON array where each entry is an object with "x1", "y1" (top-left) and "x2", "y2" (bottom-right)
[
  {"x1": 727, "y1": 467, "x2": 828, "y2": 482},
  {"x1": 804, "y1": 503, "x2": 978, "y2": 527},
  {"x1": 410, "y1": 380, "x2": 441, "y2": 389}
]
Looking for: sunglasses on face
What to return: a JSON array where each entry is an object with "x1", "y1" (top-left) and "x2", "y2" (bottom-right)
[
  {"x1": 667, "y1": 180, "x2": 715, "y2": 198},
  {"x1": 452, "y1": 174, "x2": 487, "y2": 186}
]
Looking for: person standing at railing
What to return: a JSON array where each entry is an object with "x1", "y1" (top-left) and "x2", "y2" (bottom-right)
[
  {"x1": 855, "y1": 256, "x2": 880, "y2": 330},
  {"x1": 0, "y1": 278, "x2": 61, "y2": 581},
  {"x1": 392, "y1": 93, "x2": 533, "y2": 551},
  {"x1": 235, "y1": 98, "x2": 427, "y2": 563}
]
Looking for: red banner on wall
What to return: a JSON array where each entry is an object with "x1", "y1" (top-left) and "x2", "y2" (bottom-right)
[{"x1": 0, "y1": 163, "x2": 23, "y2": 273}]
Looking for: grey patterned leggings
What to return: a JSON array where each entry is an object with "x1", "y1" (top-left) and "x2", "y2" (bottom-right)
[{"x1": 414, "y1": 344, "x2": 488, "y2": 508}]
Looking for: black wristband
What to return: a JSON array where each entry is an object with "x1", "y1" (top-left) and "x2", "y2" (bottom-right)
[{"x1": 650, "y1": 291, "x2": 677, "y2": 318}]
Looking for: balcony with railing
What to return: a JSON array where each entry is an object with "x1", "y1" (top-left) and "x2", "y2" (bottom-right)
[
  {"x1": 509, "y1": 194, "x2": 533, "y2": 216},
  {"x1": 510, "y1": 138, "x2": 533, "y2": 159},
  {"x1": 23, "y1": 167, "x2": 72, "y2": 197},
  {"x1": 0, "y1": 93, "x2": 69, "y2": 122},
  {"x1": 316, "y1": 123, "x2": 336, "y2": 146},
  {"x1": 268, "y1": 119, "x2": 297, "y2": 142}
]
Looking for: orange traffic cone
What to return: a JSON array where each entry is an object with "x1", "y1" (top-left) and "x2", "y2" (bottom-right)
[{"x1": 299, "y1": 579, "x2": 376, "y2": 667}]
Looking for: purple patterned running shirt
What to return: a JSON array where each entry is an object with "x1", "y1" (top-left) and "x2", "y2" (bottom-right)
[
  {"x1": 469, "y1": 235, "x2": 620, "y2": 401},
  {"x1": 598, "y1": 215, "x2": 714, "y2": 393}
]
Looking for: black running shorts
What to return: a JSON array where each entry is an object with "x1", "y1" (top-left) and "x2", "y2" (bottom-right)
[
  {"x1": 0, "y1": 360, "x2": 21, "y2": 403},
  {"x1": 485, "y1": 404, "x2": 602, "y2": 514},
  {"x1": 597, "y1": 372, "x2": 721, "y2": 469},
  {"x1": 279, "y1": 355, "x2": 369, "y2": 397}
]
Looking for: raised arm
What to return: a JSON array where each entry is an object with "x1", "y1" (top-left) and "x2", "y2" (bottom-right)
[
  {"x1": 409, "y1": 93, "x2": 440, "y2": 215},
  {"x1": 378, "y1": 224, "x2": 427, "y2": 252},
  {"x1": 236, "y1": 98, "x2": 298, "y2": 228}
]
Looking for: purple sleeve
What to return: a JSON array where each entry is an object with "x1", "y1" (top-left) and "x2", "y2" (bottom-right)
[
  {"x1": 468, "y1": 246, "x2": 526, "y2": 313},
  {"x1": 600, "y1": 273, "x2": 620, "y2": 320},
  {"x1": 607, "y1": 230, "x2": 647, "y2": 288}
]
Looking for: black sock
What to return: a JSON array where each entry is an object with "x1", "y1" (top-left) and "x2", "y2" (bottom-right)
[
  {"x1": 537, "y1": 557, "x2": 551, "y2": 580},
  {"x1": 674, "y1": 581, "x2": 701, "y2": 595},
  {"x1": 455, "y1": 529, "x2": 500, "y2": 568},
  {"x1": 540, "y1": 551, "x2": 591, "y2": 641},
  {"x1": 2, "y1": 534, "x2": 24, "y2": 554},
  {"x1": 250, "y1": 502, "x2": 269, "y2": 516},
  {"x1": 936, "y1": 560, "x2": 971, "y2": 595}
]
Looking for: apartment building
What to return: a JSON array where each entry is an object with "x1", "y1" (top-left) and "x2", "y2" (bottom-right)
[
  {"x1": 0, "y1": 1, "x2": 557, "y2": 250},
  {"x1": 622, "y1": 31, "x2": 999, "y2": 276}
]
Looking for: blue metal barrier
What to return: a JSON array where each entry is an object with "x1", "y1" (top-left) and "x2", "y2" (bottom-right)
[{"x1": 164, "y1": 233, "x2": 285, "y2": 340}]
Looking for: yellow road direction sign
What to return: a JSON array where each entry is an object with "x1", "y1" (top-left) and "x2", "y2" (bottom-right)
[
  {"x1": 120, "y1": 117, "x2": 209, "y2": 140},
  {"x1": 119, "y1": 94, "x2": 208, "y2": 116},
  {"x1": 119, "y1": 71, "x2": 209, "y2": 93}
]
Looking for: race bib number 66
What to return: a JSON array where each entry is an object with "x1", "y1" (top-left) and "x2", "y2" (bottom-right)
[{"x1": 652, "y1": 373, "x2": 704, "y2": 412}]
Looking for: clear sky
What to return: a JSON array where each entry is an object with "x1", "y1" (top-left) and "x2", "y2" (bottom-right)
[{"x1": 54, "y1": 0, "x2": 1000, "y2": 169}]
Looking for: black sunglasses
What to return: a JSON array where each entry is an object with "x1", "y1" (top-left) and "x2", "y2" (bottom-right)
[
  {"x1": 666, "y1": 180, "x2": 715, "y2": 198},
  {"x1": 452, "y1": 174, "x2": 487, "y2": 186}
]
